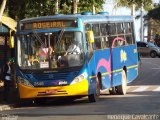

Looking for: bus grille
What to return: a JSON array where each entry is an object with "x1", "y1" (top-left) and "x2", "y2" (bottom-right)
[
  {"x1": 37, "y1": 90, "x2": 68, "y2": 96},
  {"x1": 32, "y1": 71, "x2": 79, "y2": 81}
]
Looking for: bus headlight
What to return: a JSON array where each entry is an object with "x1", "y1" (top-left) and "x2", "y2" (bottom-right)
[
  {"x1": 17, "y1": 77, "x2": 34, "y2": 87},
  {"x1": 71, "y1": 72, "x2": 88, "y2": 85}
]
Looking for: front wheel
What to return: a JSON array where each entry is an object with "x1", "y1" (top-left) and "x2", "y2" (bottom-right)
[
  {"x1": 88, "y1": 79, "x2": 100, "y2": 102},
  {"x1": 116, "y1": 70, "x2": 127, "y2": 95}
]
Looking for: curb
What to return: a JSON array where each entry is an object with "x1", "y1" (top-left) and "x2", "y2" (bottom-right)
[{"x1": 0, "y1": 104, "x2": 13, "y2": 111}]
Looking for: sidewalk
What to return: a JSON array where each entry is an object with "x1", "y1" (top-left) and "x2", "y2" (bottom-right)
[{"x1": 0, "y1": 83, "x2": 19, "y2": 111}]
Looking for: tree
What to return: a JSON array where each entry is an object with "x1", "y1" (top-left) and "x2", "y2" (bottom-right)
[
  {"x1": 148, "y1": 5, "x2": 160, "y2": 20},
  {"x1": 114, "y1": 0, "x2": 153, "y2": 15},
  {"x1": 147, "y1": 4, "x2": 160, "y2": 43},
  {"x1": 59, "y1": 0, "x2": 105, "y2": 14},
  {"x1": 7, "y1": 0, "x2": 26, "y2": 20},
  {"x1": 5, "y1": 0, "x2": 105, "y2": 20},
  {"x1": 79, "y1": 0, "x2": 105, "y2": 14},
  {"x1": 7, "y1": 0, "x2": 56, "y2": 20}
]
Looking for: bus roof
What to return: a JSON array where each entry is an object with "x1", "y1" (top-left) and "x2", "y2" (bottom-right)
[{"x1": 20, "y1": 14, "x2": 133, "y2": 23}]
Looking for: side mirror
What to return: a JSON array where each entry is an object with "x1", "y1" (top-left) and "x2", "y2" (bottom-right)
[
  {"x1": 146, "y1": 45, "x2": 149, "y2": 48},
  {"x1": 87, "y1": 31, "x2": 94, "y2": 43}
]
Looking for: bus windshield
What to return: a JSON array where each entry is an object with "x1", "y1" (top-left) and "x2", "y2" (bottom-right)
[{"x1": 17, "y1": 31, "x2": 84, "y2": 70}]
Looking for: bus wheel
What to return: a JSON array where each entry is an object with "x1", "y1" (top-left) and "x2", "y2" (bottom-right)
[
  {"x1": 88, "y1": 79, "x2": 100, "y2": 102},
  {"x1": 116, "y1": 70, "x2": 127, "y2": 95},
  {"x1": 34, "y1": 98, "x2": 47, "y2": 105},
  {"x1": 109, "y1": 87, "x2": 117, "y2": 95}
]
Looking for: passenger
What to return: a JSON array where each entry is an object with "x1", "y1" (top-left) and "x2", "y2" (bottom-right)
[{"x1": 2, "y1": 59, "x2": 12, "y2": 102}]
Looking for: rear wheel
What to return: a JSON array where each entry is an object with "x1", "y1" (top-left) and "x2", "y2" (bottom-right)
[
  {"x1": 150, "y1": 51, "x2": 157, "y2": 58},
  {"x1": 88, "y1": 78, "x2": 100, "y2": 102},
  {"x1": 109, "y1": 87, "x2": 117, "y2": 95},
  {"x1": 116, "y1": 70, "x2": 127, "y2": 95}
]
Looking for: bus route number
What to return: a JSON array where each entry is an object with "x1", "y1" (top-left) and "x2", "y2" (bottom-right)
[{"x1": 34, "y1": 82, "x2": 44, "y2": 86}]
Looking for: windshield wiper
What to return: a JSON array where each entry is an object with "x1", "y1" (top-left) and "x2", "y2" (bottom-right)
[
  {"x1": 33, "y1": 30, "x2": 46, "y2": 47},
  {"x1": 56, "y1": 29, "x2": 65, "y2": 46}
]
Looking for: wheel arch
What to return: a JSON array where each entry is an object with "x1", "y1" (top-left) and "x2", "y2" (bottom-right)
[{"x1": 150, "y1": 50, "x2": 157, "y2": 55}]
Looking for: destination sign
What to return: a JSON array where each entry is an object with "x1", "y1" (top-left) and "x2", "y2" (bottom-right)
[{"x1": 21, "y1": 20, "x2": 78, "y2": 30}]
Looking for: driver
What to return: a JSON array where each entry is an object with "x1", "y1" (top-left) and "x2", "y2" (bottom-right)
[{"x1": 64, "y1": 40, "x2": 81, "y2": 56}]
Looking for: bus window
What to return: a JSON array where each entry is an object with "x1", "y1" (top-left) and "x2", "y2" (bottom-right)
[
  {"x1": 117, "y1": 23, "x2": 124, "y2": 35},
  {"x1": 107, "y1": 23, "x2": 117, "y2": 47},
  {"x1": 100, "y1": 24, "x2": 107, "y2": 36},
  {"x1": 101, "y1": 37, "x2": 109, "y2": 49},
  {"x1": 17, "y1": 31, "x2": 85, "y2": 69},
  {"x1": 109, "y1": 23, "x2": 116, "y2": 35},
  {"x1": 85, "y1": 24, "x2": 92, "y2": 31},
  {"x1": 86, "y1": 32, "x2": 94, "y2": 60},
  {"x1": 95, "y1": 38, "x2": 101, "y2": 50},
  {"x1": 124, "y1": 22, "x2": 130, "y2": 34},
  {"x1": 126, "y1": 34, "x2": 132, "y2": 45},
  {"x1": 124, "y1": 22, "x2": 134, "y2": 45},
  {"x1": 92, "y1": 24, "x2": 100, "y2": 37}
]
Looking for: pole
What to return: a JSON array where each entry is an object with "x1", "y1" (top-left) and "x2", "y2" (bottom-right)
[
  {"x1": 55, "y1": 0, "x2": 58, "y2": 14},
  {"x1": 73, "y1": 0, "x2": 78, "y2": 14},
  {"x1": 132, "y1": 4, "x2": 135, "y2": 17},
  {"x1": 92, "y1": 5, "x2": 95, "y2": 14},
  {"x1": 140, "y1": 2, "x2": 144, "y2": 41}
]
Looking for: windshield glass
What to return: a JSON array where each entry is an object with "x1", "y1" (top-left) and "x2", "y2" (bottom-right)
[
  {"x1": 17, "y1": 31, "x2": 84, "y2": 69},
  {"x1": 148, "y1": 42, "x2": 157, "y2": 47}
]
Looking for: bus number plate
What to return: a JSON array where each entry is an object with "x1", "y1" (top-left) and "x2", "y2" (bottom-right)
[{"x1": 46, "y1": 89, "x2": 57, "y2": 94}]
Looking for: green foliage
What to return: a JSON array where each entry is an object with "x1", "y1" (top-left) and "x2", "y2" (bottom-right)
[
  {"x1": 114, "y1": 0, "x2": 153, "y2": 11},
  {"x1": 59, "y1": 2, "x2": 72, "y2": 14},
  {"x1": 148, "y1": 5, "x2": 160, "y2": 20},
  {"x1": 79, "y1": 0, "x2": 105, "y2": 13},
  {"x1": 5, "y1": 0, "x2": 105, "y2": 20}
]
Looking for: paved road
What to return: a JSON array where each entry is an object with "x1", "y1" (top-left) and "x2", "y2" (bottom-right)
[{"x1": 0, "y1": 58, "x2": 160, "y2": 120}]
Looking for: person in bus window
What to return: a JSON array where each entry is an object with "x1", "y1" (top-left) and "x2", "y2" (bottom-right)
[
  {"x1": 38, "y1": 46, "x2": 49, "y2": 62},
  {"x1": 64, "y1": 40, "x2": 81, "y2": 56}
]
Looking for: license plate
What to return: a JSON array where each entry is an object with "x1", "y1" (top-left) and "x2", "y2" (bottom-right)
[{"x1": 46, "y1": 89, "x2": 57, "y2": 94}]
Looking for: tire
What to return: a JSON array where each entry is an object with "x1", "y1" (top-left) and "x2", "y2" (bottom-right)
[
  {"x1": 109, "y1": 87, "x2": 117, "y2": 95},
  {"x1": 150, "y1": 51, "x2": 157, "y2": 58},
  {"x1": 88, "y1": 78, "x2": 100, "y2": 102},
  {"x1": 116, "y1": 70, "x2": 127, "y2": 95}
]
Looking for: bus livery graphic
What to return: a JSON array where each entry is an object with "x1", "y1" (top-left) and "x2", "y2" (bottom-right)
[{"x1": 15, "y1": 13, "x2": 139, "y2": 103}]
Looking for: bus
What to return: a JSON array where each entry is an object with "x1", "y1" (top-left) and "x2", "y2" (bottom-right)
[{"x1": 15, "y1": 12, "x2": 139, "y2": 104}]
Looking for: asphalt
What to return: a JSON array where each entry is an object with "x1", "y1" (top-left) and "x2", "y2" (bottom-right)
[{"x1": 0, "y1": 85, "x2": 19, "y2": 111}]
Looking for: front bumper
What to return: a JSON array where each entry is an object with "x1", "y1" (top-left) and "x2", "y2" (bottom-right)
[{"x1": 18, "y1": 79, "x2": 88, "y2": 99}]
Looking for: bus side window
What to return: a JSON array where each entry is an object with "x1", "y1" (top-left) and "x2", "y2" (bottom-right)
[
  {"x1": 86, "y1": 33, "x2": 94, "y2": 61},
  {"x1": 108, "y1": 23, "x2": 117, "y2": 47},
  {"x1": 100, "y1": 23, "x2": 109, "y2": 49},
  {"x1": 101, "y1": 37, "x2": 109, "y2": 49},
  {"x1": 109, "y1": 23, "x2": 116, "y2": 36},
  {"x1": 117, "y1": 23, "x2": 124, "y2": 35},
  {"x1": 94, "y1": 38, "x2": 101, "y2": 50},
  {"x1": 100, "y1": 24, "x2": 107, "y2": 36},
  {"x1": 85, "y1": 24, "x2": 91, "y2": 31},
  {"x1": 92, "y1": 24, "x2": 100, "y2": 37},
  {"x1": 124, "y1": 22, "x2": 133, "y2": 45}
]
